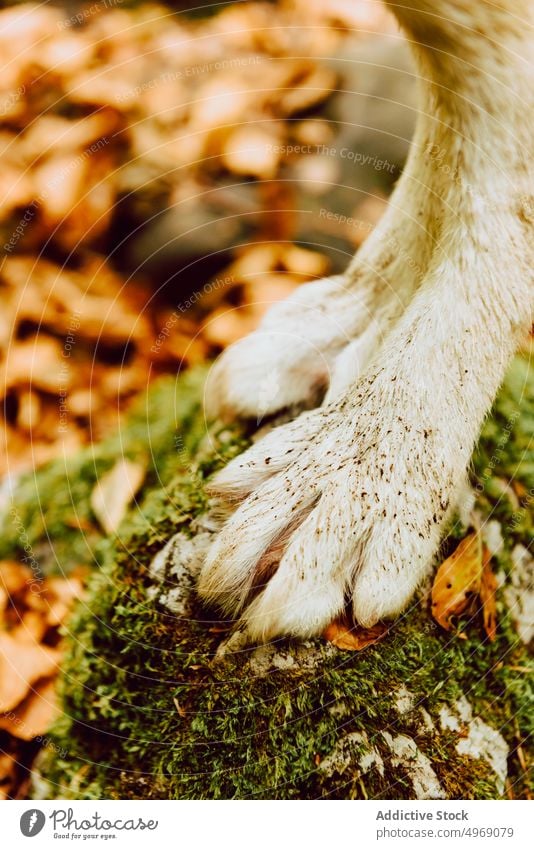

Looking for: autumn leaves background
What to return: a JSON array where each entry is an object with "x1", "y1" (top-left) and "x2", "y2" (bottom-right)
[{"x1": 0, "y1": 0, "x2": 395, "y2": 477}]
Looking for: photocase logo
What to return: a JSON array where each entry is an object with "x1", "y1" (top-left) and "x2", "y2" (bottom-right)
[{"x1": 20, "y1": 809, "x2": 46, "y2": 837}]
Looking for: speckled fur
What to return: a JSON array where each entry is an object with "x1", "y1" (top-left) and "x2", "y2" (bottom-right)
[{"x1": 199, "y1": 0, "x2": 534, "y2": 640}]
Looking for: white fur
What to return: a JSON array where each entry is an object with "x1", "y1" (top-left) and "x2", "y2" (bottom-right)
[{"x1": 199, "y1": 0, "x2": 534, "y2": 639}]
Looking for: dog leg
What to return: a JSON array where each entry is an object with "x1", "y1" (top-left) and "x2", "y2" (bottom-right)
[
  {"x1": 199, "y1": 0, "x2": 533, "y2": 637},
  {"x1": 204, "y1": 100, "x2": 443, "y2": 419},
  {"x1": 200, "y1": 217, "x2": 531, "y2": 636}
]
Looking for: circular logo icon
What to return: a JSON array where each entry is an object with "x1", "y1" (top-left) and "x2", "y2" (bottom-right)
[{"x1": 20, "y1": 810, "x2": 46, "y2": 837}]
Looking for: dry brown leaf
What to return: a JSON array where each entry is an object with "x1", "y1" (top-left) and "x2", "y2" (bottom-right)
[
  {"x1": 141, "y1": 78, "x2": 187, "y2": 126},
  {"x1": 222, "y1": 125, "x2": 282, "y2": 179},
  {"x1": 292, "y1": 119, "x2": 333, "y2": 147},
  {"x1": 10, "y1": 611, "x2": 47, "y2": 645},
  {"x1": 67, "y1": 389, "x2": 95, "y2": 418},
  {"x1": 0, "y1": 752, "x2": 16, "y2": 801},
  {"x1": 30, "y1": 397, "x2": 64, "y2": 444},
  {"x1": 162, "y1": 331, "x2": 207, "y2": 365},
  {"x1": 0, "y1": 633, "x2": 60, "y2": 713},
  {"x1": 97, "y1": 362, "x2": 149, "y2": 399},
  {"x1": 323, "y1": 618, "x2": 389, "y2": 651},
  {"x1": 3, "y1": 257, "x2": 147, "y2": 346},
  {"x1": 44, "y1": 576, "x2": 85, "y2": 627},
  {"x1": 281, "y1": 244, "x2": 330, "y2": 278},
  {"x1": 431, "y1": 532, "x2": 483, "y2": 633},
  {"x1": 480, "y1": 546, "x2": 498, "y2": 642},
  {"x1": 34, "y1": 155, "x2": 87, "y2": 223},
  {"x1": 0, "y1": 423, "x2": 82, "y2": 477},
  {"x1": 90, "y1": 458, "x2": 146, "y2": 534},
  {"x1": 67, "y1": 68, "x2": 137, "y2": 109},
  {"x1": 20, "y1": 112, "x2": 117, "y2": 161},
  {"x1": 226, "y1": 243, "x2": 283, "y2": 281},
  {"x1": 0, "y1": 679, "x2": 59, "y2": 741},
  {"x1": 15, "y1": 389, "x2": 41, "y2": 433},
  {"x1": 37, "y1": 32, "x2": 96, "y2": 79},
  {"x1": 52, "y1": 159, "x2": 116, "y2": 251},
  {"x1": 0, "y1": 164, "x2": 34, "y2": 216},
  {"x1": 244, "y1": 273, "x2": 301, "y2": 307},
  {"x1": 202, "y1": 308, "x2": 258, "y2": 347},
  {"x1": 0, "y1": 560, "x2": 32, "y2": 597},
  {"x1": 511, "y1": 480, "x2": 527, "y2": 499},
  {"x1": 191, "y1": 73, "x2": 258, "y2": 131},
  {"x1": 0, "y1": 337, "x2": 66, "y2": 396},
  {"x1": 292, "y1": 153, "x2": 341, "y2": 195},
  {"x1": 277, "y1": 64, "x2": 337, "y2": 116}
]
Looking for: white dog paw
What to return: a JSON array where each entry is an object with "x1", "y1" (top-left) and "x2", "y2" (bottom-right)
[
  {"x1": 198, "y1": 370, "x2": 465, "y2": 640},
  {"x1": 204, "y1": 275, "x2": 385, "y2": 421}
]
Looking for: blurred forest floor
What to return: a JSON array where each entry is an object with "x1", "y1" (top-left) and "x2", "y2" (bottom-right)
[{"x1": 0, "y1": 0, "x2": 404, "y2": 476}]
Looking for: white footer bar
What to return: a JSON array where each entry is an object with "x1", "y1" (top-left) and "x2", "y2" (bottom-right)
[{"x1": 4, "y1": 799, "x2": 531, "y2": 848}]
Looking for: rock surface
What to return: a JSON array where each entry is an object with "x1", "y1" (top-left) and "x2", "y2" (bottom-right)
[{"x1": 1, "y1": 358, "x2": 530, "y2": 799}]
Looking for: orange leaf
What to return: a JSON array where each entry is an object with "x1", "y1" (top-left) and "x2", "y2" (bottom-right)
[
  {"x1": 0, "y1": 679, "x2": 59, "y2": 741},
  {"x1": 480, "y1": 546, "x2": 498, "y2": 642},
  {"x1": 0, "y1": 633, "x2": 60, "y2": 713},
  {"x1": 323, "y1": 618, "x2": 389, "y2": 651},
  {"x1": 431, "y1": 532, "x2": 483, "y2": 632},
  {"x1": 222, "y1": 125, "x2": 283, "y2": 180},
  {"x1": 90, "y1": 459, "x2": 146, "y2": 535},
  {"x1": 0, "y1": 752, "x2": 16, "y2": 801},
  {"x1": 0, "y1": 560, "x2": 32, "y2": 598}
]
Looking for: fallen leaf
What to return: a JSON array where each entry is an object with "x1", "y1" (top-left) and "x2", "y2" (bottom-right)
[
  {"x1": 480, "y1": 546, "x2": 498, "y2": 641},
  {"x1": 163, "y1": 330, "x2": 207, "y2": 365},
  {"x1": 20, "y1": 112, "x2": 117, "y2": 160},
  {"x1": 293, "y1": 119, "x2": 333, "y2": 147},
  {"x1": 43, "y1": 576, "x2": 85, "y2": 627},
  {"x1": 0, "y1": 752, "x2": 16, "y2": 801},
  {"x1": 0, "y1": 633, "x2": 60, "y2": 713},
  {"x1": 226, "y1": 243, "x2": 283, "y2": 281},
  {"x1": 222, "y1": 125, "x2": 282, "y2": 179},
  {"x1": 191, "y1": 72, "x2": 258, "y2": 130},
  {"x1": 202, "y1": 308, "x2": 258, "y2": 347},
  {"x1": 277, "y1": 63, "x2": 337, "y2": 115},
  {"x1": 431, "y1": 532, "x2": 483, "y2": 632},
  {"x1": 173, "y1": 697, "x2": 187, "y2": 718},
  {"x1": 0, "y1": 560, "x2": 32, "y2": 597},
  {"x1": 281, "y1": 244, "x2": 330, "y2": 278},
  {"x1": 0, "y1": 164, "x2": 34, "y2": 216},
  {"x1": 0, "y1": 679, "x2": 59, "y2": 741},
  {"x1": 11, "y1": 611, "x2": 47, "y2": 644},
  {"x1": 34, "y1": 154, "x2": 87, "y2": 222},
  {"x1": 323, "y1": 617, "x2": 389, "y2": 651},
  {"x1": 511, "y1": 480, "x2": 527, "y2": 499},
  {"x1": 15, "y1": 389, "x2": 41, "y2": 433},
  {"x1": 90, "y1": 458, "x2": 146, "y2": 534},
  {"x1": 0, "y1": 337, "x2": 66, "y2": 397},
  {"x1": 244, "y1": 273, "x2": 300, "y2": 308}
]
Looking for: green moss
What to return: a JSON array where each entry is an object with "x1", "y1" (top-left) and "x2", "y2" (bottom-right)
[
  {"x1": 473, "y1": 352, "x2": 534, "y2": 547},
  {"x1": 0, "y1": 368, "x2": 213, "y2": 573},
  {"x1": 13, "y1": 357, "x2": 533, "y2": 799}
]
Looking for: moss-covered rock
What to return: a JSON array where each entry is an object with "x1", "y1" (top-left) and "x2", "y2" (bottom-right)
[{"x1": 3, "y1": 356, "x2": 532, "y2": 800}]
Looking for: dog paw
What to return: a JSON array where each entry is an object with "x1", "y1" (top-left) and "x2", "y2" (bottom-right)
[
  {"x1": 204, "y1": 275, "x2": 384, "y2": 421},
  {"x1": 198, "y1": 370, "x2": 466, "y2": 640}
]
